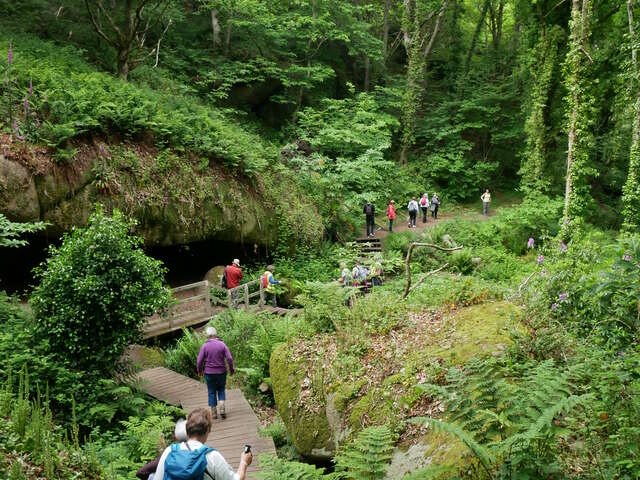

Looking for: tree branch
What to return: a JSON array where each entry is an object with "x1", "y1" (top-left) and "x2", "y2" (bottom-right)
[
  {"x1": 404, "y1": 263, "x2": 449, "y2": 298},
  {"x1": 403, "y1": 242, "x2": 463, "y2": 298},
  {"x1": 84, "y1": 0, "x2": 118, "y2": 47}
]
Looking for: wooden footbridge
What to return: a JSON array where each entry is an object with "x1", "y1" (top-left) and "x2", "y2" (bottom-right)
[
  {"x1": 143, "y1": 279, "x2": 301, "y2": 338},
  {"x1": 136, "y1": 367, "x2": 275, "y2": 477}
]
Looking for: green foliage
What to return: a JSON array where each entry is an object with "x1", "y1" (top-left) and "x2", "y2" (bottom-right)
[
  {"x1": 0, "y1": 214, "x2": 46, "y2": 248},
  {"x1": 334, "y1": 425, "x2": 395, "y2": 480},
  {"x1": 165, "y1": 328, "x2": 206, "y2": 379},
  {"x1": 31, "y1": 207, "x2": 170, "y2": 376},
  {"x1": 257, "y1": 454, "x2": 326, "y2": 480},
  {"x1": 0, "y1": 34, "x2": 271, "y2": 175}
]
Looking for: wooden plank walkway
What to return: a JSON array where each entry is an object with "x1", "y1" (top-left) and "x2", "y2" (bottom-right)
[{"x1": 136, "y1": 367, "x2": 276, "y2": 477}]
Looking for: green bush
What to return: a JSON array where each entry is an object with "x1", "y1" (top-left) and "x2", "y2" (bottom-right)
[
  {"x1": 31, "y1": 207, "x2": 170, "y2": 376},
  {"x1": 165, "y1": 329, "x2": 206, "y2": 379}
]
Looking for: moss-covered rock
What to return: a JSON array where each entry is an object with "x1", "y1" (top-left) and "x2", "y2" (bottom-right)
[
  {"x1": 270, "y1": 342, "x2": 334, "y2": 460},
  {"x1": 270, "y1": 301, "x2": 522, "y2": 461},
  {"x1": 0, "y1": 143, "x2": 323, "y2": 248}
]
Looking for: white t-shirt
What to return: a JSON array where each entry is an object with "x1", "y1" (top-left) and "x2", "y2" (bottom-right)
[
  {"x1": 481, "y1": 192, "x2": 491, "y2": 203},
  {"x1": 154, "y1": 440, "x2": 240, "y2": 480}
]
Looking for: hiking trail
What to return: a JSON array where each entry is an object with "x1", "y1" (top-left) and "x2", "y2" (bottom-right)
[{"x1": 136, "y1": 367, "x2": 275, "y2": 478}]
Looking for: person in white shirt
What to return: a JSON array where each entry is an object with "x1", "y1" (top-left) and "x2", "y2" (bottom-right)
[
  {"x1": 481, "y1": 189, "x2": 491, "y2": 216},
  {"x1": 154, "y1": 407, "x2": 252, "y2": 480},
  {"x1": 407, "y1": 198, "x2": 419, "y2": 227}
]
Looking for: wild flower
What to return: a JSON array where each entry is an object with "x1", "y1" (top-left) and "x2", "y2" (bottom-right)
[
  {"x1": 623, "y1": 253, "x2": 631, "y2": 262},
  {"x1": 537, "y1": 255, "x2": 544, "y2": 265},
  {"x1": 558, "y1": 292, "x2": 568, "y2": 302},
  {"x1": 24, "y1": 96, "x2": 29, "y2": 116},
  {"x1": 559, "y1": 241, "x2": 567, "y2": 253},
  {"x1": 551, "y1": 303, "x2": 557, "y2": 310},
  {"x1": 527, "y1": 237, "x2": 534, "y2": 249},
  {"x1": 100, "y1": 145, "x2": 106, "y2": 156},
  {"x1": 8, "y1": 41, "x2": 12, "y2": 66}
]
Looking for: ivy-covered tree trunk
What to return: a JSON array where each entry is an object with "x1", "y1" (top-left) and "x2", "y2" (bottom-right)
[
  {"x1": 562, "y1": 0, "x2": 595, "y2": 239},
  {"x1": 519, "y1": 25, "x2": 563, "y2": 195},
  {"x1": 623, "y1": 0, "x2": 640, "y2": 232}
]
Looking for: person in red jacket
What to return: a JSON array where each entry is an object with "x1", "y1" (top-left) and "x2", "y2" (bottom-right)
[
  {"x1": 386, "y1": 200, "x2": 396, "y2": 232},
  {"x1": 224, "y1": 259, "x2": 243, "y2": 308}
]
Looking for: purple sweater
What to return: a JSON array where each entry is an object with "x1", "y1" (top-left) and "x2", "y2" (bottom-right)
[{"x1": 197, "y1": 338, "x2": 235, "y2": 375}]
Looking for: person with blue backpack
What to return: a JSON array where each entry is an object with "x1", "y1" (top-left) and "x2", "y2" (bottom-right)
[{"x1": 154, "y1": 407, "x2": 253, "y2": 480}]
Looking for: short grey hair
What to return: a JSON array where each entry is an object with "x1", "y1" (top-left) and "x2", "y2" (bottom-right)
[
  {"x1": 174, "y1": 419, "x2": 187, "y2": 442},
  {"x1": 205, "y1": 326, "x2": 217, "y2": 338}
]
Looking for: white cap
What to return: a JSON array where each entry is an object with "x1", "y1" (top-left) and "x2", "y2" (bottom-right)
[
  {"x1": 174, "y1": 419, "x2": 187, "y2": 442},
  {"x1": 233, "y1": 258, "x2": 240, "y2": 266},
  {"x1": 205, "y1": 326, "x2": 217, "y2": 337}
]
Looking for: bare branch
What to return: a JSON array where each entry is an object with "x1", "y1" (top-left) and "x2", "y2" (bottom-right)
[
  {"x1": 402, "y1": 242, "x2": 463, "y2": 298},
  {"x1": 404, "y1": 263, "x2": 449, "y2": 298},
  {"x1": 84, "y1": 0, "x2": 118, "y2": 47},
  {"x1": 423, "y1": 0, "x2": 450, "y2": 59}
]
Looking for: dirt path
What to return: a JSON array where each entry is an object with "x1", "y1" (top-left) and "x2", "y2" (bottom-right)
[{"x1": 363, "y1": 210, "x2": 477, "y2": 239}]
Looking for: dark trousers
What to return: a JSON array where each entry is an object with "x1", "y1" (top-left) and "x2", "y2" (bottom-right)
[
  {"x1": 366, "y1": 215, "x2": 375, "y2": 235},
  {"x1": 204, "y1": 373, "x2": 227, "y2": 406},
  {"x1": 421, "y1": 207, "x2": 428, "y2": 223},
  {"x1": 388, "y1": 219, "x2": 393, "y2": 232},
  {"x1": 409, "y1": 211, "x2": 417, "y2": 226},
  {"x1": 431, "y1": 205, "x2": 439, "y2": 219}
]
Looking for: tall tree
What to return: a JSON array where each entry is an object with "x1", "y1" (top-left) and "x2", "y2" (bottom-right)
[
  {"x1": 562, "y1": 0, "x2": 595, "y2": 238},
  {"x1": 84, "y1": 0, "x2": 174, "y2": 79},
  {"x1": 519, "y1": 25, "x2": 563, "y2": 195},
  {"x1": 623, "y1": 0, "x2": 640, "y2": 232},
  {"x1": 399, "y1": 0, "x2": 449, "y2": 164}
]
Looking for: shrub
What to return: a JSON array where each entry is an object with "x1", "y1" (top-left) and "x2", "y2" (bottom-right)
[
  {"x1": 31, "y1": 207, "x2": 170, "y2": 376},
  {"x1": 165, "y1": 329, "x2": 206, "y2": 379}
]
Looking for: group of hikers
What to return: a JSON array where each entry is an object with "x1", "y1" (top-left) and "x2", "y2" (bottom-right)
[
  {"x1": 340, "y1": 261, "x2": 384, "y2": 289},
  {"x1": 364, "y1": 189, "x2": 492, "y2": 236},
  {"x1": 221, "y1": 259, "x2": 280, "y2": 308},
  {"x1": 136, "y1": 326, "x2": 249, "y2": 480}
]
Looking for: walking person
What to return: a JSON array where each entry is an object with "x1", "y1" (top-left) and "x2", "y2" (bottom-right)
[
  {"x1": 153, "y1": 407, "x2": 253, "y2": 480},
  {"x1": 431, "y1": 193, "x2": 440, "y2": 219},
  {"x1": 420, "y1": 193, "x2": 429, "y2": 223},
  {"x1": 261, "y1": 265, "x2": 280, "y2": 307},
  {"x1": 481, "y1": 189, "x2": 491, "y2": 216},
  {"x1": 224, "y1": 259, "x2": 243, "y2": 308},
  {"x1": 197, "y1": 326, "x2": 235, "y2": 420},
  {"x1": 407, "y1": 198, "x2": 419, "y2": 227},
  {"x1": 363, "y1": 200, "x2": 376, "y2": 237},
  {"x1": 386, "y1": 200, "x2": 396, "y2": 232}
]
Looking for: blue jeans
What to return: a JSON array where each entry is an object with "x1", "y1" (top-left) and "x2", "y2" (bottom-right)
[{"x1": 204, "y1": 373, "x2": 227, "y2": 406}]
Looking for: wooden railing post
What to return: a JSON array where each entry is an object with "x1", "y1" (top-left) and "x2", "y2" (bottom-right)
[
  {"x1": 259, "y1": 281, "x2": 265, "y2": 306},
  {"x1": 227, "y1": 289, "x2": 232, "y2": 308},
  {"x1": 244, "y1": 284, "x2": 250, "y2": 309}
]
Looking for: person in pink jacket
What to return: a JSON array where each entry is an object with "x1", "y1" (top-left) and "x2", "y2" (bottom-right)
[{"x1": 386, "y1": 200, "x2": 396, "y2": 232}]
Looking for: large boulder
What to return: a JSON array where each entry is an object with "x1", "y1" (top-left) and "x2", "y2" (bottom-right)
[
  {"x1": 204, "y1": 266, "x2": 226, "y2": 287},
  {"x1": 0, "y1": 155, "x2": 39, "y2": 221}
]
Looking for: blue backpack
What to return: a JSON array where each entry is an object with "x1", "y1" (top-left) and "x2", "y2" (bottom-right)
[{"x1": 164, "y1": 443, "x2": 215, "y2": 480}]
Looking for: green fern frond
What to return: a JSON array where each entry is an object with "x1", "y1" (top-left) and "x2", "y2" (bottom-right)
[
  {"x1": 256, "y1": 454, "x2": 325, "y2": 480},
  {"x1": 334, "y1": 425, "x2": 396, "y2": 480}
]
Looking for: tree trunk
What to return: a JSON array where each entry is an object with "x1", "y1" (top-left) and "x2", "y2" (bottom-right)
[
  {"x1": 382, "y1": 0, "x2": 391, "y2": 61},
  {"x1": 464, "y1": 0, "x2": 490, "y2": 76},
  {"x1": 622, "y1": 0, "x2": 640, "y2": 231},
  {"x1": 224, "y1": 15, "x2": 232, "y2": 56},
  {"x1": 211, "y1": 10, "x2": 221, "y2": 50},
  {"x1": 117, "y1": 46, "x2": 131, "y2": 79}
]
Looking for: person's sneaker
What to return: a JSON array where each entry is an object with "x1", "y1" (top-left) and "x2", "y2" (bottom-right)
[
  {"x1": 220, "y1": 406, "x2": 226, "y2": 419},
  {"x1": 211, "y1": 407, "x2": 218, "y2": 419}
]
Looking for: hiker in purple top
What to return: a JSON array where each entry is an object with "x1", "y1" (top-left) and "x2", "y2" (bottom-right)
[{"x1": 197, "y1": 326, "x2": 235, "y2": 420}]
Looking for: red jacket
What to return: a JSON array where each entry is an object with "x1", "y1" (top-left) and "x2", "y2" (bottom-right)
[
  {"x1": 387, "y1": 204, "x2": 396, "y2": 220},
  {"x1": 225, "y1": 264, "x2": 243, "y2": 288}
]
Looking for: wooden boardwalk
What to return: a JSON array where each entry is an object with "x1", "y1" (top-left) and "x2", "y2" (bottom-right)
[{"x1": 136, "y1": 367, "x2": 276, "y2": 477}]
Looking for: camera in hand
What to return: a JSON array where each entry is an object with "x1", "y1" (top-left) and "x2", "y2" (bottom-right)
[{"x1": 243, "y1": 444, "x2": 252, "y2": 454}]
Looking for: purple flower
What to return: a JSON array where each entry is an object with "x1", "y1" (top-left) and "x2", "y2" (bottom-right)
[
  {"x1": 623, "y1": 254, "x2": 632, "y2": 262},
  {"x1": 551, "y1": 303, "x2": 557, "y2": 310},
  {"x1": 29, "y1": 78, "x2": 32, "y2": 96},
  {"x1": 537, "y1": 255, "x2": 544, "y2": 265},
  {"x1": 8, "y1": 41, "x2": 12, "y2": 66},
  {"x1": 527, "y1": 237, "x2": 535, "y2": 249},
  {"x1": 540, "y1": 268, "x2": 547, "y2": 277},
  {"x1": 560, "y1": 241, "x2": 567, "y2": 253},
  {"x1": 559, "y1": 292, "x2": 568, "y2": 302},
  {"x1": 617, "y1": 351, "x2": 624, "y2": 357},
  {"x1": 100, "y1": 145, "x2": 105, "y2": 156},
  {"x1": 24, "y1": 96, "x2": 28, "y2": 116}
]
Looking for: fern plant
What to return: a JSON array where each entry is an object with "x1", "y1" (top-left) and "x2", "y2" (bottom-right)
[
  {"x1": 333, "y1": 425, "x2": 396, "y2": 480},
  {"x1": 412, "y1": 357, "x2": 591, "y2": 479},
  {"x1": 256, "y1": 454, "x2": 326, "y2": 480}
]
